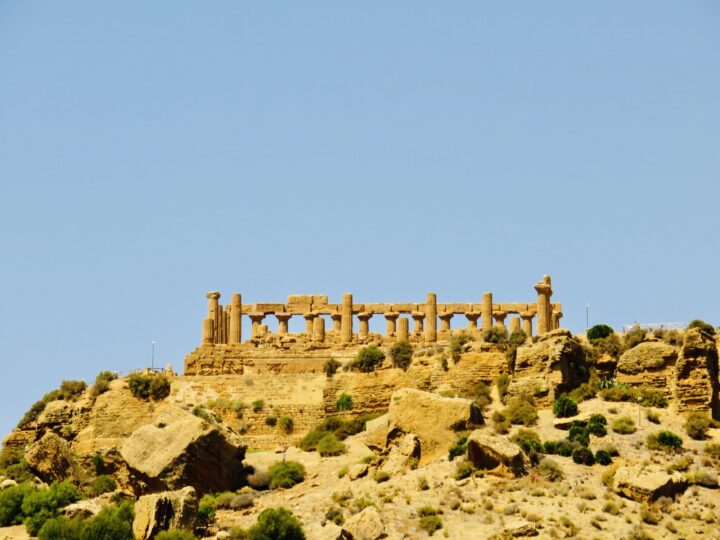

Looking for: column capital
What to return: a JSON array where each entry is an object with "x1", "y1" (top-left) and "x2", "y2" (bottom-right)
[
  {"x1": 248, "y1": 312, "x2": 265, "y2": 321},
  {"x1": 438, "y1": 313, "x2": 454, "y2": 320},
  {"x1": 520, "y1": 311, "x2": 534, "y2": 320},
  {"x1": 206, "y1": 291, "x2": 221, "y2": 300},
  {"x1": 357, "y1": 312, "x2": 373, "y2": 321},
  {"x1": 493, "y1": 310, "x2": 507, "y2": 320},
  {"x1": 384, "y1": 311, "x2": 399, "y2": 320},
  {"x1": 411, "y1": 311, "x2": 426, "y2": 320},
  {"x1": 303, "y1": 312, "x2": 318, "y2": 320},
  {"x1": 276, "y1": 313, "x2": 293, "y2": 322},
  {"x1": 465, "y1": 312, "x2": 481, "y2": 321}
]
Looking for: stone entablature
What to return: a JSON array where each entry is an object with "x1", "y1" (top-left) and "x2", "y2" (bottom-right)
[{"x1": 196, "y1": 275, "x2": 563, "y2": 348}]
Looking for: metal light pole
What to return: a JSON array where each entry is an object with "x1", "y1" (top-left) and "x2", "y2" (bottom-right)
[
  {"x1": 585, "y1": 304, "x2": 590, "y2": 331},
  {"x1": 151, "y1": 341, "x2": 156, "y2": 370}
]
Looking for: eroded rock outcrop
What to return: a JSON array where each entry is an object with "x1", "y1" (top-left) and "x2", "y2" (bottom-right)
[
  {"x1": 121, "y1": 407, "x2": 246, "y2": 495},
  {"x1": 339, "y1": 506, "x2": 385, "y2": 540},
  {"x1": 466, "y1": 430, "x2": 529, "y2": 477},
  {"x1": 614, "y1": 464, "x2": 688, "y2": 502},
  {"x1": 24, "y1": 432, "x2": 86, "y2": 484},
  {"x1": 616, "y1": 342, "x2": 678, "y2": 392},
  {"x1": 132, "y1": 486, "x2": 197, "y2": 540},
  {"x1": 674, "y1": 328, "x2": 719, "y2": 417}
]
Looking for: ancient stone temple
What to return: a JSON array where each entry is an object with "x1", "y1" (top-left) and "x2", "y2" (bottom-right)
[{"x1": 184, "y1": 275, "x2": 562, "y2": 376}]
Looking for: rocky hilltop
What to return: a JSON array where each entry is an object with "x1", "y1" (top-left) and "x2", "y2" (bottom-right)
[{"x1": 1, "y1": 323, "x2": 719, "y2": 539}]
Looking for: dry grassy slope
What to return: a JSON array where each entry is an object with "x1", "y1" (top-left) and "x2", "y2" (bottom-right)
[{"x1": 205, "y1": 396, "x2": 720, "y2": 540}]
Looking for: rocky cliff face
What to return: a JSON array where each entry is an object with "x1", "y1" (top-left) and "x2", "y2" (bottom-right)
[{"x1": 674, "y1": 328, "x2": 720, "y2": 417}]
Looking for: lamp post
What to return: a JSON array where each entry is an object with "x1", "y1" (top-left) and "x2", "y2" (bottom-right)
[
  {"x1": 585, "y1": 304, "x2": 590, "y2": 331},
  {"x1": 151, "y1": 341, "x2": 156, "y2": 370}
]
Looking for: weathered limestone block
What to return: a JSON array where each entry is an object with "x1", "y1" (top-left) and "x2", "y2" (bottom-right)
[
  {"x1": 616, "y1": 342, "x2": 678, "y2": 392},
  {"x1": 121, "y1": 407, "x2": 246, "y2": 495},
  {"x1": 25, "y1": 432, "x2": 86, "y2": 484},
  {"x1": 614, "y1": 465, "x2": 688, "y2": 502},
  {"x1": 387, "y1": 388, "x2": 482, "y2": 464},
  {"x1": 466, "y1": 430, "x2": 529, "y2": 477},
  {"x1": 381, "y1": 433, "x2": 420, "y2": 474},
  {"x1": 674, "y1": 328, "x2": 720, "y2": 416},
  {"x1": 339, "y1": 506, "x2": 385, "y2": 540},
  {"x1": 133, "y1": 486, "x2": 197, "y2": 540},
  {"x1": 508, "y1": 329, "x2": 586, "y2": 407},
  {"x1": 36, "y1": 400, "x2": 74, "y2": 430},
  {"x1": 348, "y1": 463, "x2": 369, "y2": 481},
  {"x1": 365, "y1": 414, "x2": 389, "y2": 450}
]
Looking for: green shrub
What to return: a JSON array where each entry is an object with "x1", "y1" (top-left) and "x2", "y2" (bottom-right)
[
  {"x1": 37, "y1": 515, "x2": 85, "y2": 540},
  {"x1": 252, "y1": 399, "x2": 265, "y2": 412},
  {"x1": 90, "y1": 475, "x2": 117, "y2": 497},
  {"x1": 496, "y1": 375, "x2": 510, "y2": 403},
  {"x1": 268, "y1": 461, "x2": 306, "y2": 489},
  {"x1": 508, "y1": 329, "x2": 527, "y2": 349},
  {"x1": 637, "y1": 387, "x2": 667, "y2": 408},
  {"x1": 417, "y1": 507, "x2": 442, "y2": 536},
  {"x1": 595, "y1": 450, "x2": 612, "y2": 465},
  {"x1": 554, "y1": 440, "x2": 579, "y2": 457},
  {"x1": 611, "y1": 416, "x2": 636, "y2": 434},
  {"x1": 155, "y1": 531, "x2": 197, "y2": 540},
  {"x1": 325, "y1": 507, "x2": 344, "y2": 526},
  {"x1": 705, "y1": 443, "x2": 720, "y2": 460},
  {"x1": 80, "y1": 501, "x2": 134, "y2": 540},
  {"x1": 568, "y1": 423, "x2": 590, "y2": 447},
  {"x1": 350, "y1": 345, "x2": 385, "y2": 372},
  {"x1": 22, "y1": 481, "x2": 81, "y2": 535},
  {"x1": 279, "y1": 416, "x2": 294, "y2": 434},
  {"x1": 511, "y1": 429, "x2": 543, "y2": 454},
  {"x1": 148, "y1": 374, "x2": 171, "y2": 400},
  {"x1": 502, "y1": 396, "x2": 538, "y2": 426},
  {"x1": 646, "y1": 409, "x2": 661, "y2": 424},
  {"x1": 572, "y1": 447, "x2": 596, "y2": 466},
  {"x1": 662, "y1": 329, "x2": 683, "y2": 346},
  {"x1": 0, "y1": 447, "x2": 34, "y2": 483},
  {"x1": 298, "y1": 429, "x2": 325, "y2": 452},
  {"x1": 687, "y1": 319, "x2": 715, "y2": 335},
  {"x1": 448, "y1": 435, "x2": 469, "y2": 461},
  {"x1": 390, "y1": 341, "x2": 414, "y2": 369},
  {"x1": 265, "y1": 416, "x2": 277, "y2": 427},
  {"x1": 622, "y1": 326, "x2": 646, "y2": 351},
  {"x1": 127, "y1": 373, "x2": 152, "y2": 399},
  {"x1": 454, "y1": 461, "x2": 474, "y2": 480},
  {"x1": 538, "y1": 459, "x2": 563, "y2": 481},
  {"x1": 462, "y1": 382, "x2": 492, "y2": 410},
  {"x1": 647, "y1": 431, "x2": 683, "y2": 452},
  {"x1": 587, "y1": 324, "x2": 614, "y2": 341},
  {"x1": 17, "y1": 399, "x2": 48, "y2": 428},
  {"x1": 483, "y1": 326, "x2": 507, "y2": 344},
  {"x1": 248, "y1": 508, "x2": 305, "y2": 540},
  {"x1": 569, "y1": 376, "x2": 599, "y2": 403},
  {"x1": 323, "y1": 359, "x2": 341, "y2": 377},
  {"x1": 553, "y1": 395, "x2": 578, "y2": 418},
  {"x1": 587, "y1": 414, "x2": 608, "y2": 437},
  {"x1": 58, "y1": 380, "x2": 88, "y2": 401},
  {"x1": 0, "y1": 483, "x2": 34, "y2": 526},
  {"x1": 685, "y1": 412, "x2": 711, "y2": 440},
  {"x1": 91, "y1": 371, "x2": 117, "y2": 397},
  {"x1": 449, "y1": 334, "x2": 473, "y2": 362},
  {"x1": 335, "y1": 393, "x2": 353, "y2": 412},
  {"x1": 316, "y1": 433, "x2": 346, "y2": 457}
]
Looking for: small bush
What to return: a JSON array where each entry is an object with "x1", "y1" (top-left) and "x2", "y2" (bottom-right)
[
  {"x1": 58, "y1": 380, "x2": 88, "y2": 401},
  {"x1": 335, "y1": 393, "x2": 353, "y2": 412},
  {"x1": 22, "y1": 481, "x2": 82, "y2": 535},
  {"x1": 646, "y1": 409, "x2": 661, "y2": 424},
  {"x1": 622, "y1": 326, "x2": 646, "y2": 351},
  {"x1": 91, "y1": 371, "x2": 117, "y2": 397},
  {"x1": 323, "y1": 359, "x2": 341, "y2": 377},
  {"x1": 265, "y1": 415, "x2": 277, "y2": 427},
  {"x1": 595, "y1": 450, "x2": 612, "y2": 465},
  {"x1": 454, "y1": 461, "x2": 474, "y2": 480},
  {"x1": 611, "y1": 416, "x2": 636, "y2": 434},
  {"x1": 248, "y1": 508, "x2": 305, "y2": 540},
  {"x1": 502, "y1": 395, "x2": 538, "y2": 426},
  {"x1": 279, "y1": 416, "x2": 294, "y2": 434},
  {"x1": 638, "y1": 387, "x2": 667, "y2": 408},
  {"x1": 508, "y1": 329, "x2": 527, "y2": 349},
  {"x1": 538, "y1": 459, "x2": 563, "y2": 481},
  {"x1": 418, "y1": 515, "x2": 442, "y2": 536},
  {"x1": 128, "y1": 373, "x2": 169, "y2": 400},
  {"x1": 374, "y1": 471, "x2": 390, "y2": 483},
  {"x1": 687, "y1": 319, "x2": 715, "y2": 335},
  {"x1": 496, "y1": 375, "x2": 510, "y2": 403},
  {"x1": 587, "y1": 324, "x2": 614, "y2": 341},
  {"x1": 325, "y1": 507, "x2": 344, "y2": 526},
  {"x1": 0, "y1": 483, "x2": 34, "y2": 527},
  {"x1": 37, "y1": 516, "x2": 85, "y2": 540},
  {"x1": 91, "y1": 475, "x2": 117, "y2": 497},
  {"x1": 390, "y1": 341, "x2": 414, "y2": 369},
  {"x1": 587, "y1": 414, "x2": 608, "y2": 436},
  {"x1": 155, "y1": 531, "x2": 197, "y2": 540},
  {"x1": 448, "y1": 435, "x2": 468, "y2": 461},
  {"x1": 568, "y1": 423, "x2": 590, "y2": 447},
  {"x1": 572, "y1": 447, "x2": 596, "y2": 466},
  {"x1": 350, "y1": 345, "x2": 385, "y2": 372},
  {"x1": 685, "y1": 412, "x2": 711, "y2": 440},
  {"x1": 647, "y1": 431, "x2": 683, "y2": 452},
  {"x1": 148, "y1": 374, "x2": 171, "y2": 400},
  {"x1": 252, "y1": 399, "x2": 265, "y2": 412},
  {"x1": 667, "y1": 455, "x2": 693, "y2": 473},
  {"x1": 268, "y1": 461, "x2": 306, "y2": 489},
  {"x1": 511, "y1": 429, "x2": 543, "y2": 454},
  {"x1": 449, "y1": 334, "x2": 473, "y2": 362},
  {"x1": 316, "y1": 433, "x2": 346, "y2": 457},
  {"x1": 705, "y1": 442, "x2": 720, "y2": 461},
  {"x1": 483, "y1": 326, "x2": 507, "y2": 345},
  {"x1": 599, "y1": 385, "x2": 635, "y2": 402},
  {"x1": 553, "y1": 395, "x2": 578, "y2": 418},
  {"x1": 662, "y1": 329, "x2": 683, "y2": 346}
]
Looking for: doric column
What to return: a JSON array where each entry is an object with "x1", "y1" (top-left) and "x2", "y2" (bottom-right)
[
  {"x1": 552, "y1": 310, "x2": 563, "y2": 330},
  {"x1": 229, "y1": 294, "x2": 242, "y2": 344},
  {"x1": 397, "y1": 318, "x2": 409, "y2": 342},
  {"x1": 341, "y1": 293, "x2": 353, "y2": 343},
  {"x1": 330, "y1": 313, "x2": 342, "y2": 333},
  {"x1": 494, "y1": 311, "x2": 507, "y2": 329},
  {"x1": 357, "y1": 312, "x2": 372, "y2": 338},
  {"x1": 207, "y1": 291, "x2": 221, "y2": 343},
  {"x1": 520, "y1": 311, "x2": 534, "y2": 337},
  {"x1": 276, "y1": 313, "x2": 292, "y2": 335},
  {"x1": 304, "y1": 312, "x2": 317, "y2": 336},
  {"x1": 411, "y1": 311, "x2": 425, "y2": 334},
  {"x1": 481, "y1": 292, "x2": 493, "y2": 331},
  {"x1": 425, "y1": 293, "x2": 437, "y2": 342},
  {"x1": 248, "y1": 312, "x2": 265, "y2": 338},
  {"x1": 439, "y1": 313, "x2": 453, "y2": 333},
  {"x1": 384, "y1": 312, "x2": 399, "y2": 337},
  {"x1": 202, "y1": 318, "x2": 214, "y2": 345},
  {"x1": 509, "y1": 316, "x2": 521, "y2": 334},
  {"x1": 465, "y1": 313, "x2": 480, "y2": 329},
  {"x1": 534, "y1": 275, "x2": 553, "y2": 335},
  {"x1": 313, "y1": 317, "x2": 325, "y2": 342}
]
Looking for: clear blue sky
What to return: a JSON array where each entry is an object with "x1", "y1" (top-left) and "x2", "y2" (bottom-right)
[{"x1": 1, "y1": 1, "x2": 719, "y2": 441}]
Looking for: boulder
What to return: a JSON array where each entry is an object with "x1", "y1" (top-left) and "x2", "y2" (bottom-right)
[
  {"x1": 365, "y1": 414, "x2": 389, "y2": 450},
  {"x1": 503, "y1": 519, "x2": 539, "y2": 537},
  {"x1": 61, "y1": 499, "x2": 105, "y2": 520},
  {"x1": 339, "y1": 506, "x2": 385, "y2": 540},
  {"x1": 509, "y1": 330, "x2": 586, "y2": 406},
  {"x1": 121, "y1": 407, "x2": 245, "y2": 495},
  {"x1": 674, "y1": 329, "x2": 720, "y2": 416},
  {"x1": 24, "y1": 432, "x2": 86, "y2": 484},
  {"x1": 614, "y1": 465, "x2": 688, "y2": 502},
  {"x1": 466, "y1": 430, "x2": 529, "y2": 477},
  {"x1": 348, "y1": 463, "x2": 369, "y2": 481},
  {"x1": 132, "y1": 486, "x2": 197, "y2": 540},
  {"x1": 381, "y1": 434, "x2": 420, "y2": 475},
  {"x1": 616, "y1": 342, "x2": 677, "y2": 392},
  {"x1": 387, "y1": 388, "x2": 482, "y2": 464},
  {"x1": 36, "y1": 400, "x2": 74, "y2": 431}
]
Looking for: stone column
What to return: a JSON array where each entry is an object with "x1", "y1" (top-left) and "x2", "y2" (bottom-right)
[
  {"x1": 207, "y1": 291, "x2": 221, "y2": 343},
  {"x1": 534, "y1": 275, "x2": 553, "y2": 335},
  {"x1": 439, "y1": 313, "x2": 453, "y2": 333},
  {"x1": 494, "y1": 311, "x2": 507, "y2": 329},
  {"x1": 248, "y1": 313, "x2": 265, "y2": 338},
  {"x1": 304, "y1": 313, "x2": 316, "y2": 336},
  {"x1": 341, "y1": 293, "x2": 353, "y2": 343},
  {"x1": 481, "y1": 292, "x2": 493, "y2": 331},
  {"x1": 217, "y1": 304, "x2": 225, "y2": 343},
  {"x1": 465, "y1": 313, "x2": 480, "y2": 329},
  {"x1": 552, "y1": 310, "x2": 563, "y2": 330},
  {"x1": 202, "y1": 318, "x2": 214, "y2": 345},
  {"x1": 425, "y1": 293, "x2": 437, "y2": 342},
  {"x1": 276, "y1": 313, "x2": 292, "y2": 335},
  {"x1": 509, "y1": 316, "x2": 521, "y2": 334},
  {"x1": 330, "y1": 313, "x2": 342, "y2": 333},
  {"x1": 397, "y1": 318, "x2": 409, "y2": 342},
  {"x1": 411, "y1": 312, "x2": 425, "y2": 334},
  {"x1": 229, "y1": 294, "x2": 242, "y2": 344},
  {"x1": 313, "y1": 317, "x2": 325, "y2": 342},
  {"x1": 357, "y1": 312, "x2": 371, "y2": 338},
  {"x1": 385, "y1": 312, "x2": 399, "y2": 337},
  {"x1": 520, "y1": 311, "x2": 534, "y2": 337}
]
